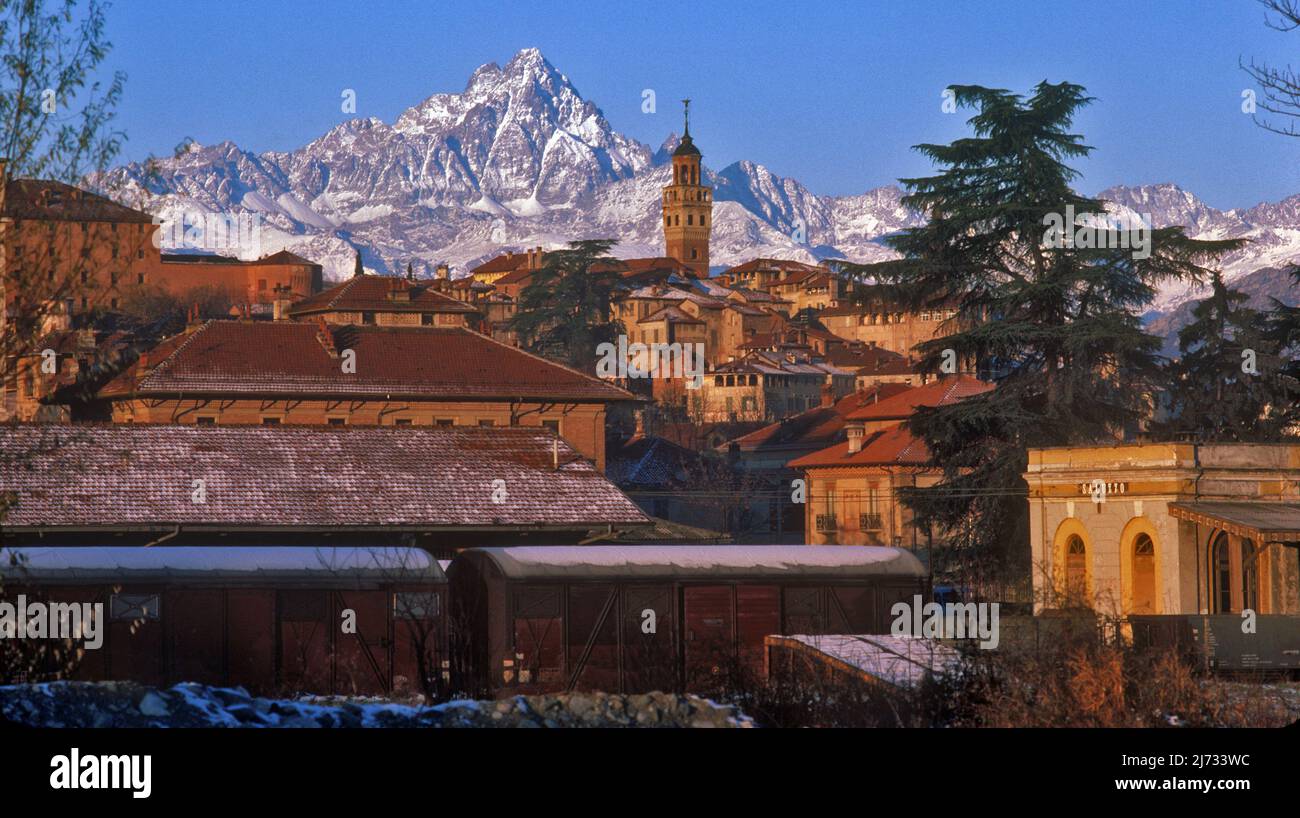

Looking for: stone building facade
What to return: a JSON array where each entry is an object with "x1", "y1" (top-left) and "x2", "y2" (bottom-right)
[{"x1": 1025, "y1": 443, "x2": 1300, "y2": 617}]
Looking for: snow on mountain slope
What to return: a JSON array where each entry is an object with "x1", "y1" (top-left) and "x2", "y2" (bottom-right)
[{"x1": 101, "y1": 48, "x2": 1300, "y2": 316}]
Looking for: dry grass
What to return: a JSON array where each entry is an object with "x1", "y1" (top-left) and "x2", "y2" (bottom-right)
[{"x1": 722, "y1": 634, "x2": 1299, "y2": 728}]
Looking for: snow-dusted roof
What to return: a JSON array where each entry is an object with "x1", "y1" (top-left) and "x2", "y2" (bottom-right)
[
  {"x1": 770, "y1": 634, "x2": 961, "y2": 688},
  {"x1": 462, "y1": 545, "x2": 925, "y2": 580},
  {"x1": 0, "y1": 546, "x2": 445, "y2": 584}
]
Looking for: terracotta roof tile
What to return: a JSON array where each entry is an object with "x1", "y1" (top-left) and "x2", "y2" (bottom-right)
[
  {"x1": 3, "y1": 179, "x2": 153, "y2": 223},
  {"x1": 844, "y1": 375, "x2": 992, "y2": 421},
  {"x1": 730, "y1": 383, "x2": 913, "y2": 451},
  {"x1": 288, "y1": 275, "x2": 477, "y2": 316},
  {"x1": 0, "y1": 425, "x2": 648, "y2": 530},
  {"x1": 787, "y1": 425, "x2": 931, "y2": 468},
  {"x1": 98, "y1": 321, "x2": 634, "y2": 402},
  {"x1": 724, "y1": 258, "x2": 824, "y2": 276},
  {"x1": 471, "y1": 252, "x2": 536, "y2": 275}
]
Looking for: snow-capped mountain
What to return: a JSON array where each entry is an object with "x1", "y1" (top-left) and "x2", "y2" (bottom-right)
[
  {"x1": 102, "y1": 48, "x2": 924, "y2": 280},
  {"x1": 104, "y1": 48, "x2": 1300, "y2": 321}
]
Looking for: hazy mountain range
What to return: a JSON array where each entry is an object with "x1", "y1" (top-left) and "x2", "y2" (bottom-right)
[{"x1": 103, "y1": 47, "x2": 1300, "y2": 340}]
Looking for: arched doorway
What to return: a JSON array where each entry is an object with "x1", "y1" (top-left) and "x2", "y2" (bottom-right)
[
  {"x1": 1210, "y1": 531, "x2": 1232, "y2": 613},
  {"x1": 1241, "y1": 538, "x2": 1259, "y2": 613},
  {"x1": 1131, "y1": 533, "x2": 1156, "y2": 614},
  {"x1": 1065, "y1": 535, "x2": 1087, "y2": 606}
]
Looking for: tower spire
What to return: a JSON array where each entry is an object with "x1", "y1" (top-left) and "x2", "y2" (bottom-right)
[{"x1": 662, "y1": 97, "x2": 710, "y2": 277}]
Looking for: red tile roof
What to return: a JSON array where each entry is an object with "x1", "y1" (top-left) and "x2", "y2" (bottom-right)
[
  {"x1": 640, "y1": 305, "x2": 703, "y2": 324},
  {"x1": 593, "y1": 257, "x2": 694, "y2": 277},
  {"x1": 817, "y1": 303, "x2": 870, "y2": 318},
  {"x1": 0, "y1": 425, "x2": 649, "y2": 530},
  {"x1": 787, "y1": 424, "x2": 931, "y2": 468},
  {"x1": 471, "y1": 252, "x2": 537, "y2": 275},
  {"x1": 98, "y1": 321, "x2": 634, "y2": 402},
  {"x1": 2, "y1": 179, "x2": 153, "y2": 223},
  {"x1": 255, "y1": 250, "x2": 321, "y2": 267},
  {"x1": 824, "y1": 344, "x2": 915, "y2": 375},
  {"x1": 724, "y1": 258, "x2": 824, "y2": 276},
  {"x1": 288, "y1": 275, "x2": 477, "y2": 316},
  {"x1": 729, "y1": 383, "x2": 913, "y2": 452},
  {"x1": 492, "y1": 267, "x2": 538, "y2": 287},
  {"x1": 844, "y1": 375, "x2": 992, "y2": 421}
]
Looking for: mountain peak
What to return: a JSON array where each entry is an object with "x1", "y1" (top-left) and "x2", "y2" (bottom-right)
[
  {"x1": 105, "y1": 49, "x2": 1300, "y2": 308},
  {"x1": 505, "y1": 47, "x2": 550, "y2": 71}
]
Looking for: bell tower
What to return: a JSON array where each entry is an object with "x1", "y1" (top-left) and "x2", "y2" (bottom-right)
[{"x1": 661, "y1": 100, "x2": 712, "y2": 277}]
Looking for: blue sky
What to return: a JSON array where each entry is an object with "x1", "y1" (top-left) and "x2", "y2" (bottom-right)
[{"x1": 102, "y1": 0, "x2": 1300, "y2": 208}]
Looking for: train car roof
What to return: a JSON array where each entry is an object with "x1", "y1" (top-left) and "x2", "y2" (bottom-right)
[
  {"x1": 0, "y1": 546, "x2": 445, "y2": 584},
  {"x1": 459, "y1": 545, "x2": 925, "y2": 580}
]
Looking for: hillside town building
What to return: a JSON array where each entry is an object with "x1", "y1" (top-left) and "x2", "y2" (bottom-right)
[
  {"x1": 788, "y1": 377, "x2": 994, "y2": 548},
  {"x1": 97, "y1": 320, "x2": 634, "y2": 470},
  {"x1": 287, "y1": 274, "x2": 480, "y2": 328}
]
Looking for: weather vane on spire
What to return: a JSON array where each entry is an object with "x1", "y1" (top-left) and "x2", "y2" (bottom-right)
[{"x1": 682, "y1": 98, "x2": 691, "y2": 136}]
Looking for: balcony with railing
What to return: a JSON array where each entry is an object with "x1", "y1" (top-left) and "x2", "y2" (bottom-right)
[
  {"x1": 859, "y1": 512, "x2": 883, "y2": 530},
  {"x1": 815, "y1": 513, "x2": 837, "y2": 533}
]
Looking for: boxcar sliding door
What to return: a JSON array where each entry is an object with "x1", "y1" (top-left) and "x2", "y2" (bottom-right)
[
  {"x1": 512, "y1": 585, "x2": 563, "y2": 691},
  {"x1": 565, "y1": 584, "x2": 620, "y2": 692},
  {"x1": 682, "y1": 585, "x2": 734, "y2": 690},
  {"x1": 621, "y1": 585, "x2": 674, "y2": 693}
]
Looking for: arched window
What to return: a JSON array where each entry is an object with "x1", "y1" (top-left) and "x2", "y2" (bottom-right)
[
  {"x1": 1065, "y1": 535, "x2": 1087, "y2": 605},
  {"x1": 1132, "y1": 533, "x2": 1156, "y2": 614},
  {"x1": 1211, "y1": 531, "x2": 1232, "y2": 613},
  {"x1": 1241, "y1": 538, "x2": 1258, "y2": 612}
]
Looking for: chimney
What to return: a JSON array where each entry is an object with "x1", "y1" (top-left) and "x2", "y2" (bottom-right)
[
  {"x1": 820, "y1": 383, "x2": 834, "y2": 408},
  {"x1": 436, "y1": 262, "x2": 449, "y2": 280},
  {"x1": 272, "y1": 284, "x2": 293, "y2": 321},
  {"x1": 315, "y1": 316, "x2": 339, "y2": 358},
  {"x1": 846, "y1": 422, "x2": 866, "y2": 454},
  {"x1": 633, "y1": 409, "x2": 646, "y2": 438}
]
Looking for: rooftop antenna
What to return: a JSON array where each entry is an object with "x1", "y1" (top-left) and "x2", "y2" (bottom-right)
[{"x1": 681, "y1": 98, "x2": 691, "y2": 137}]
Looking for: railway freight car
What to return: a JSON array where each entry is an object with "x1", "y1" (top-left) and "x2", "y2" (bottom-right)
[
  {"x1": 0, "y1": 546, "x2": 446, "y2": 696},
  {"x1": 447, "y1": 545, "x2": 926, "y2": 697},
  {"x1": 1130, "y1": 614, "x2": 1300, "y2": 673}
]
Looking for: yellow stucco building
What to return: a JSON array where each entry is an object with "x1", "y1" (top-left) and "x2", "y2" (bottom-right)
[{"x1": 1025, "y1": 443, "x2": 1300, "y2": 617}]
